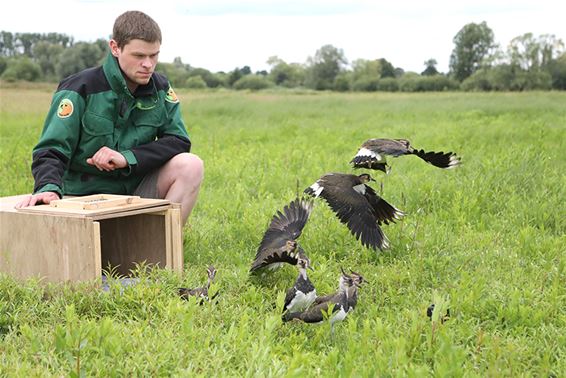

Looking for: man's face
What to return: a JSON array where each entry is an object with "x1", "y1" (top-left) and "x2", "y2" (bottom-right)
[{"x1": 110, "y1": 39, "x2": 160, "y2": 90}]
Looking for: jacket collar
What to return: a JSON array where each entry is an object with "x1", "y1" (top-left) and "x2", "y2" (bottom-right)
[{"x1": 102, "y1": 52, "x2": 156, "y2": 99}]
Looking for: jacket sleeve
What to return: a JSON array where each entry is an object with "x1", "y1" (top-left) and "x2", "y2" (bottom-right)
[
  {"x1": 32, "y1": 90, "x2": 84, "y2": 197},
  {"x1": 121, "y1": 84, "x2": 191, "y2": 175}
]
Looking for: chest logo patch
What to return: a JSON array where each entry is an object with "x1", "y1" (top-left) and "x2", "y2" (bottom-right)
[
  {"x1": 57, "y1": 99, "x2": 74, "y2": 118},
  {"x1": 165, "y1": 87, "x2": 179, "y2": 103}
]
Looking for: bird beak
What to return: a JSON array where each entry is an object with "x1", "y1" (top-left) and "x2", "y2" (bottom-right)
[{"x1": 308, "y1": 265, "x2": 314, "y2": 271}]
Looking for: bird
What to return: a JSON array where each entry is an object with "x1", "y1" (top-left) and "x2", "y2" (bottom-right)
[
  {"x1": 345, "y1": 269, "x2": 368, "y2": 312},
  {"x1": 282, "y1": 256, "x2": 317, "y2": 314},
  {"x1": 304, "y1": 173, "x2": 404, "y2": 250},
  {"x1": 427, "y1": 303, "x2": 451, "y2": 323},
  {"x1": 178, "y1": 265, "x2": 218, "y2": 303},
  {"x1": 350, "y1": 138, "x2": 461, "y2": 173},
  {"x1": 282, "y1": 270, "x2": 357, "y2": 327},
  {"x1": 311, "y1": 268, "x2": 366, "y2": 312},
  {"x1": 250, "y1": 197, "x2": 313, "y2": 273}
]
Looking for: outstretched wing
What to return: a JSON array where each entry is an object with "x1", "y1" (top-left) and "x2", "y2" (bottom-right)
[
  {"x1": 251, "y1": 198, "x2": 313, "y2": 272},
  {"x1": 363, "y1": 185, "x2": 405, "y2": 226},
  {"x1": 316, "y1": 175, "x2": 388, "y2": 250}
]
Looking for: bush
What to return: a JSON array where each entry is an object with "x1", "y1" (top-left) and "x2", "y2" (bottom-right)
[
  {"x1": 233, "y1": 75, "x2": 273, "y2": 90},
  {"x1": 376, "y1": 77, "x2": 399, "y2": 92},
  {"x1": 185, "y1": 75, "x2": 207, "y2": 89},
  {"x1": 333, "y1": 73, "x2": 351, "y2": 92},
  {"x1": 352, "y1": 77, "x2": 380, "y2": 91},
  {"x1": 1, "y1": 57, "x2": 42, "y2": 82}
]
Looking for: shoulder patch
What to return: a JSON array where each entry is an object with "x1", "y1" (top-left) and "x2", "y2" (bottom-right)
[
  {"x1": 57, "y1": 98, "x2": 74, "y2": 118},
  {"x1": 165, "y1": 87, "x2": 179, "y2": 103}
]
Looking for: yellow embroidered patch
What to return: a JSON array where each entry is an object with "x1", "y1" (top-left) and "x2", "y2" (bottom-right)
[
  {"x1": 165, "y1": 87, "x2": 179, "y2": 103},
  {"x1": 57, "y1": 99, "x2": 74, "y2": 118}
]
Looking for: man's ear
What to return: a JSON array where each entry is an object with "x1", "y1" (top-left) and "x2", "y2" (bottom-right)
[{"x1": 109, "y1": 39, "x2": 120, "y2": 57}]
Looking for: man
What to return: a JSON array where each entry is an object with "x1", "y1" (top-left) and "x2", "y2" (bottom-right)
[{"x1": 16, "y1": 11, "x2": 203, "y2": 225}]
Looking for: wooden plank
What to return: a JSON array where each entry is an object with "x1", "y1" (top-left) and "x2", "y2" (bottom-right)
[
  {"x1": 93, "y1": 221, "x2": 102, "y2": 279},
  {"x1": 0, "y1": 212, "x2": 99, "y2": 282},
  {"x1": 18, "y1": 198, "x2": 170, "y2": 217},
  {"x1": 169, "y1": 207, "x2": 184, "y2": 273},
  {"x1": 50, "y1": 194, "x2": 141, "y2": 210},
  {"x1": 164, "y1": 209, "x2": 172, "y2": 268}
]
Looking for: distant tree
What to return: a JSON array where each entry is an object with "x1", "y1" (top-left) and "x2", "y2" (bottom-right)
[
  {"x1": 377, "y1": 58, "x2": 396, "y2": 78},
  {"x1": 267, "y1": 56, "x2": 305, "y2": 87},
  {"x1": 449, "y1": 21, "x2": 496, "y2": 81},
  {"x1": 547, "y1": 52, "x2": 566, "y2": 89},
  {"x1": 14, "y1": 32, "x2": 41, "y2": 56},
  {"x1": 0, "y1": 31, "x2": 15, "y2": 56},
  {"x1": 305, "y1": 44, "x2": 347, "y2": 90},
  {"x1": 56, "y1": 42, "x2": 105, "y2": 79},
  {"x1": 188, "y1": 67, "x2": 224, "y2": 88},
  {"x1": 421, "y1": 59, "x2": 439, "y2": 76},
  {"x1": 508, "y1": 33, "x2": 564, "y2": 71},
  {"x1": 351, "y1": 59, "x2": 380, "y2": 81},
  {"x1": 227, "y1": 66, "x2": 251, "y2": 87},
  {"x1": 33, "y1": 41, "x2": 64, "y2": 81},
  {"x1": 0, "y1": 56, "x2": 7, "y2": 75},
  {"x1": 1, "y1": 57, "x2": 41, "y2": 81}
]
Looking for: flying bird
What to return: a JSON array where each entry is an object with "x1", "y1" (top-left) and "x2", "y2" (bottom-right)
[
  {"x1": 304, "y1": 173, "x2": 404, "y2": 250},
  {"x1": 282, "y1": 256, "x2": 316, "y2": 314},
  {"x1": 250, "y1": 198, "x2": 313, "y2": 273},
  {"x1": 351, "y1": 138, "x2": 461, "y2": 173},
  {"x1": 178, "y1": 265, "x2": 218, "y2": 303}
]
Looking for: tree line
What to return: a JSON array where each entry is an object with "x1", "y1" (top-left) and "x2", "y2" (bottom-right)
[{"x1": 1, "y1": 22, "x2": 565, "y2": 91}]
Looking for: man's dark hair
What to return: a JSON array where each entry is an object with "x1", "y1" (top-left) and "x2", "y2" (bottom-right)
[{"x1": 113, "y1": 11, "x2": 162, "y2": 49}]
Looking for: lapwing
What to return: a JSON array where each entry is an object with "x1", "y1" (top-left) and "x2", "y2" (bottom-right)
[
  {"x1": 179, "y1": 265, "x2": 218, "y2": 303},
  {"x1": 282, "y1": 270, "x2": 355, "y2": 326},
  {"x1": 351, "y1": 138, "x2": 461, "y2": 173},
  {"x1": 304, "y1": 173, "x2": 404, "y2": 250},
  {"x1": 427, "y1": 303, "x2": 451, "y2": 324},
  {"x1": 282, "y1": 256, "x2": 316, "y2": 314},
  {"x1": 250, "y1": 198, "x2": 313, "y2": 273},
  {"x1": 345, "y1": 269, "x2": 368, "y2": 312}
]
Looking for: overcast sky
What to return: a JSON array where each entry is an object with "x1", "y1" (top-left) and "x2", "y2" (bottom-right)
[{"x1": 1, "y1": 0, "x2": 564, "y2": 73}]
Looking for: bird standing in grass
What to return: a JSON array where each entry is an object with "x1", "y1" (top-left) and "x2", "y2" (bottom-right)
[
  {"x1": 179, "y1": 265, "x2": 218, "y2": 303},
  {"x1": 282, "y1": 270, "x2": 358, "y2": 327},
  {"x1": 250, "y1": 198, "x2": 313, "y2": 273},
  {"x1": 350, "y1": 138, "x2": 461, "y2": 173},
  {"x1": 305, "y1": 173, "x2": 404, "y2": 250},
  {"x1": 282, "y1": 256, "x2": 316, "y2": 314}
]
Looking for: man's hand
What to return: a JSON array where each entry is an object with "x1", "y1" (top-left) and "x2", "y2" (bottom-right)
[
  {"x1": 86, "y1": 146, "x2": 127, "y2": 171},
  {"x1": 15, "y1": 192, "x2": 60, "y2": 209}
]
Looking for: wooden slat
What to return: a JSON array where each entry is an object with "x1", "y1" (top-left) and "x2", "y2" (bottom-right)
[
  {"x1": 50, "y1": 194, "x2": 141, "y2": 210},
  {"x1": 169, "y1": 207, "x2": 184, "y2": 273},
  {"x1": 18, "y1": 198, "x2": 170, "y2": 217}
]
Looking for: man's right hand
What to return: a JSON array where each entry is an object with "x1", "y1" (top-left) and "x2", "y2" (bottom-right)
[{"x1": 14, "y1": 192, "x2": 60, "y2": 209}]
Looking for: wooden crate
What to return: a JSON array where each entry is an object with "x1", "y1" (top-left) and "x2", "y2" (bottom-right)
[{"x1": 0, "y1": 194, "x2": 183, "y2": 283}]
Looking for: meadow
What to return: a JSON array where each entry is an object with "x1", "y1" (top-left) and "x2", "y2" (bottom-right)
[{"x1": 0, "y1": 85, "x2": 565, "y2": 376}]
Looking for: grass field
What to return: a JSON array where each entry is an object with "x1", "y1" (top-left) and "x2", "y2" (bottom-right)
[{"x1": 1, "y1": 85, "x2": 565, "y2": 376}]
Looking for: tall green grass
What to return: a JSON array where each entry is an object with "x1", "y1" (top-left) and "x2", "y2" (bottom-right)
[{"x1": 1, "y1": 87, "x2": 565, "y2": 376}]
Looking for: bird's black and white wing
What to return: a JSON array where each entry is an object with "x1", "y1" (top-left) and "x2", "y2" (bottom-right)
[
  {"x1": 305, "y1": 174, "x2": 388, "y2": 250},
  {"x1": 250, "y1": 198, "x2": 313, "y2": 272},
  {"x1": 411, "y1": 148, "x2": 461, "y2": 169},
  {"x1": 362, "y1": 185, "x2": 404, "y2": 226}
]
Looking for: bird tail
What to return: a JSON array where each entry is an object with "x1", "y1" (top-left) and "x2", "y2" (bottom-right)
[{"x1": 411, "y1": 149, "x2": 461, "y2": 169}]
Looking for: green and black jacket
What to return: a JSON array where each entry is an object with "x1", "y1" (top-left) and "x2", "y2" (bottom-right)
[{"x1": 32, "y1": 52, "x2": 191, "y2": 197}]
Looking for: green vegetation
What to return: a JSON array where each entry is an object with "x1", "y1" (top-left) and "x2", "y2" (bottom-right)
[{"x1": 1, "y1": 88, "x2": 565, "y2": 375}]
